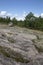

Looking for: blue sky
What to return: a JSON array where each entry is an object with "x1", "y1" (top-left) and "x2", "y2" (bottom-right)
[{"x1": 0, "y1": 0, "x2": 43, "y2": 20}]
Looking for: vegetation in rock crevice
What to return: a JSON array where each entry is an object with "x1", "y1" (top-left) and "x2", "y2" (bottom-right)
[
  {"x1": 32, "y1": 38, "x2": 43, "y2": 53},
  {"x1": 0, "y1": 46, "x2": 30, "y2": 63}
]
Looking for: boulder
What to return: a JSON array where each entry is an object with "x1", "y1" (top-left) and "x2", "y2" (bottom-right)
[{"x1": 8, "y1": 22, "x2": 13, "y2": 27}]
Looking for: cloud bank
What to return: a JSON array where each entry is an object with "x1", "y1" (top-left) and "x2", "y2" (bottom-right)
[
  {"x1": 0, "y1": 11, "x2": 43, "y2": 20},
  {"x1": 0, "y1": 11, "x2": 12, "y2": 17},
  {"x1": 41, "y1": 13, "x2": 43, "y2": 17}
]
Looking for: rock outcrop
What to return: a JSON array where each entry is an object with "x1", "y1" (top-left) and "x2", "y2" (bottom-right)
[{"x1": 0, "y1": 26, "x2": 43, "y2": 65}]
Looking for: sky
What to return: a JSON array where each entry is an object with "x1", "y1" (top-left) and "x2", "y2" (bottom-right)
[{"x1": 0, "y1": 0, "x2": 43, "y2": 20}]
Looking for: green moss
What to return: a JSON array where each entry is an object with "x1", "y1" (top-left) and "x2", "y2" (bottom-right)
[
  {"x1": 36, "y1": 35, "x2": 40, "y2": 40},
  {"x1": 32, "y1": 39, "x2": 35, "y2": 43},
  {"x1": 0, "y1": 46, "x2": 30, "y2": 63},
  {"x1": 12, "y1": 52, "x2": 30, "y2": 63},
  {"x1": 32, "y1": 38, "x2": 43, "y2": 53},
  {"x1": 8, "y1": 37, "x2": 16, "y2": 43},
  {"x1": 0, "y1": 46, "x2": 10, "y2": 57},
  {"x1": 7, "y1": 32, "x2": 12, "y2": 35},
  {"x1": 34, "y1": 44, "x2": 43, "y2": 52}
]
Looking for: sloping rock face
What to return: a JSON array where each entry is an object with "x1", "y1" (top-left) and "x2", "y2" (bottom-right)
[{"x1": 0, "y1": 26, "x2": 43, "y2": 65}]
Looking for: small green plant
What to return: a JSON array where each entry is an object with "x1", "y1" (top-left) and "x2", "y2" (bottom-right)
[
  {"x1": 32, "y1": 39, "x2": 35, "y2": 43},
  {"x1": 0, "y1": 46, "x2": 30, "y2": 63},
  {"x1": 34, "y1": 44, "x2": 43, "y2": 52},
  {"x1": 8, "y1": 37, "x2": 16, "y2": 43},
  {"x1": 36, "y1": 35, "x2": 40, "y2": 40},
  {"x1": 0, "y1": 46, "x2": 10, "y2": 57},
  {"x1": 7, "y1": 32, "x2": 12, "y2": 35}
]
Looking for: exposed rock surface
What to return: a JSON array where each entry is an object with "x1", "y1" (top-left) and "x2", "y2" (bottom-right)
[
  {"x1": 0, "y1": 26, "x2": 43, "y2": 65},
  {"x1": 8, "y1": 22, "x2": 13, "y2": 27}
]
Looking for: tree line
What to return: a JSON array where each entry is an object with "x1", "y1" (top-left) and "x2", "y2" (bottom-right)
[{"x1": 0, "y1": 12, "x2": 43, "y2": 31}]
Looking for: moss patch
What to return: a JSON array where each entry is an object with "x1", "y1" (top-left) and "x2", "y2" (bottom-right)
[
  {"x1": 7, "y1": 37, "x2": 16, "y2": 43},
  {"x1": 34, "y1": 44, "x2": 43, "y2": 52},
  {"x1": 0, "y1": 46, "x2": 30, "y2": 63},
  {"x1": 32, "y1": 39, "x2": 43, "y2": 53}
]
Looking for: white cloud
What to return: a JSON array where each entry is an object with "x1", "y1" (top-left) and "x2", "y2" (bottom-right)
[
  {"x1": 15, "y1": 14, "x2": 18, "y2": 17},
  {"x1": 8, "y1": 12, "x2": 43, "y2": 20},
  {"x1": 7, "y1": 13, "x2": 12, "y2": 16},
  {"x1": 10, "y1": 14, "x2": 18, "y2": 20},
  {"x1": 41, "y1": 13, "x2": 43, "y2": 17},
  {"x1": 1, "y1": 11, "x2": 43, "y2": 21},
  {"x1": 16, "y1": 17, "x2": 25, "y2": 21},
  {"x1": 23, "y1": 11, "x2": 27, "y2": 17},
  {"x1": 0, "y1": 11, "x2": 7, "y2": 16},
  {"x1": 34, "y1": 14, "x2": 39, "y2": 17},
  {"x1": 0, "y1": 11, "x2": 26, "y2": 20},
  {"x1": 0, "y1": 11, "x2": 12, "y2": 17},
  {"x1": 11, "y1": 16, "x2": 24, "y2": 21},
  {"x1": 16, "y1": 11, "x2": 27, "y2": 21},
  {"x1": 11, "y1": 12, "x2": 26, "y2": 20}
]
